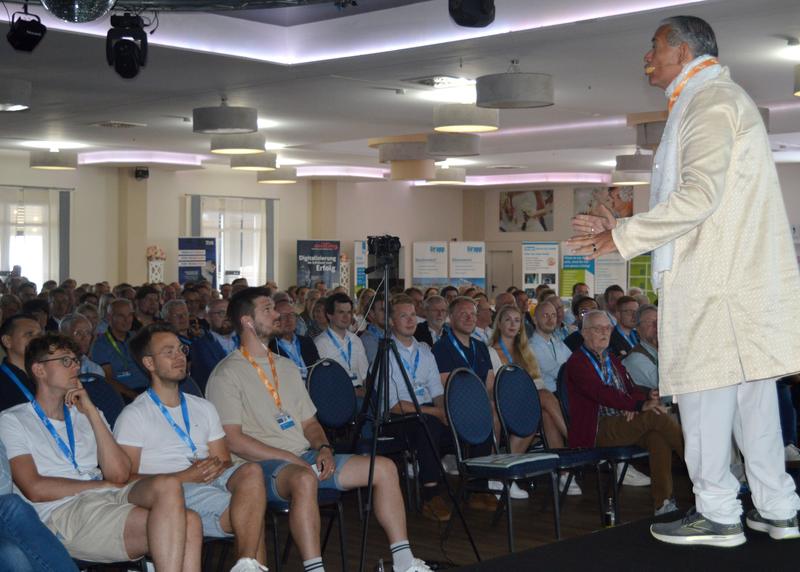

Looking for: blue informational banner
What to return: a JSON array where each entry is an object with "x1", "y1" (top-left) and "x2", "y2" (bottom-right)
[
  {"x1": 354, "y1": 240, "x2": 368, "y2": 294},
  {"x1": 296, "y1": 240, "x2": 340, "y2": 289},
  {"x1": 178, "y1": 237, "x2": 217, "y2": 287},
  {"x1": 449, "y1": 241, "x2": 486, "y2": 290}
]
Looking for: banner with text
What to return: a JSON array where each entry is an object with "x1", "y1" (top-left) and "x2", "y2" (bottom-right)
[
  {"x1": 595, "y1": 252, "x2": 628, "y2": 296},
  {"x1": 296, "y1": 240, "x2": 340, "y2": 289},
  {"x1": 413, "y1": 242, "x2": 449, "y2": 288},
  {"x1": 560, "y1": 241, "x2": 595, "y2": 298},
  {"x1": 521, "y1": 242, "x2": 559, "y2": 298},
  {"x1": 354, "y1": 240, "x2": 368, "y2": 294},
  {"x1": 449, "y1": 241, "x2": 486, "y2": 289},
  {"x1": 178, "y1": 237, "x2": 217, "y2": 287}
]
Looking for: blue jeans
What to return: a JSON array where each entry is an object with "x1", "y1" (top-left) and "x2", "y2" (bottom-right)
[
  {"x1": 259, "y1": 450, "x2": 353, "y2": 502},
  {"x1": 0, "y1": 494, "x2": 77, "y2": 572}
]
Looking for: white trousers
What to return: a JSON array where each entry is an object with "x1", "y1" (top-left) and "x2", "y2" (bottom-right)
[{"x1": 679, "y1": 377, "x2": 800, "y2": 524}]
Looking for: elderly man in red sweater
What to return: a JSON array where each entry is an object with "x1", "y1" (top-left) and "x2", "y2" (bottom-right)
[{"x1": 564, "y1": 310, "x2": 683, "y2": 515}]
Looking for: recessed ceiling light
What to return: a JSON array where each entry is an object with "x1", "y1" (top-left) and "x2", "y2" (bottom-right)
[
  {"x1": 264, "y1": 141, "x2": 287, "y2": 150},
  {"x1": 20, "y1": 140, "x2": 89, "y2": 151},
  {"x1": 257, "y1": 118, "x2": 279, "y2": 129}
]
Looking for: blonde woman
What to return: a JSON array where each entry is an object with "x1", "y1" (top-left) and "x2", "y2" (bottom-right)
[{"x1": 488, "y1": 304, "x2": 581, "y2": 496}]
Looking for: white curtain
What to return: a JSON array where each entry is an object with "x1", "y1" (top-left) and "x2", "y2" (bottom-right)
[
  {"x1": 0, "y1": 186, "x2": 60, "y2": 287},
  {"x1": 200, "y1": 196, "x2": 267, "y2": 286}
]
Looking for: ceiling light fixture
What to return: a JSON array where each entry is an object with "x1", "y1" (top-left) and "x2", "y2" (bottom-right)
[
  {"x1": 20, "y1": 140, "x2": 88, "y2": 151},
  {"x1": 426, "y1": 166, "x2": 466, "y2": 185},
  {"x1": 230, "y1": 152, "x2": 277, "y2": 171},
  {"x1": 257, "y1": 167, "x2": 297, "y2": 184},
  {"x1": 433, "y1": 103, "x2": 499, "y2": 133},
  {"x1": 210, "y1": 132, "x2": 266, "y2": 155},
  {"x1": 263, "y1": 141, "x2": 287, "y2": 150},
  {"x1": 610, "y1": 170, "x2": 649, "y2": 186},
  {"x1": 615, "y1": 150, "x2": 653, "y2": 172},
  {"x1": 106, "y1": 13, "x2": 148, "y2": 79},
  {"x1": 6, "y1": 5, "x2": 46, "y2": 52},
  {"x1": 0, "y1": 79, "x2": 32, "y2": 112},
  {"x1": 30, "y1": 150, "x2": 77, "y2": 170},
  {"x1": 257, "y1": 118, "x2": 280, "y2": 129},
  {"x1": 476, "y1": 60, "x2": 554, "y2": 109},
  {"x1": 193, "y1": 96, "x2": 258, "y2": 134},
  {"x1": 426, "y1": 132, "x2": 480, "y2": 157}
]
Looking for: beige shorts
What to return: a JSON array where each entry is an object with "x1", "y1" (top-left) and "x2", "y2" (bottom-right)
[{"x1": 45, "y1": 482, "x2": 137, "y2": 562}]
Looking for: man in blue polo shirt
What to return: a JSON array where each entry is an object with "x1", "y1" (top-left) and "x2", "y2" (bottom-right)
[{"x1": 91, "y1": 299, "x2": 147, "y2": 398}]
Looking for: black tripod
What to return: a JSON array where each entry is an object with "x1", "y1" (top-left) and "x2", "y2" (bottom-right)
[{"x1": 351, "y1": 257, "x2": 480, "y2": 572}]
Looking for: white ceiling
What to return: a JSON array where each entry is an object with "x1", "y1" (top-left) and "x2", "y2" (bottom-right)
[{"x1": 1, "y1": 0, "x2": 800, "y2": 177}]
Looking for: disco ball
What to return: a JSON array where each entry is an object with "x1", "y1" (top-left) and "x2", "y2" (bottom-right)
[{"x1": 40, "y1": 0, "x2": 116, "y2": 23}]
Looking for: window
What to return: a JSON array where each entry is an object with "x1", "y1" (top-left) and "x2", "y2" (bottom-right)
[
  {"x1": 198, "y1": 196, "x2": 273, "y2": 287},
  {"x1": 0, "y1": 187, "x2": 61, "y2": 287}
]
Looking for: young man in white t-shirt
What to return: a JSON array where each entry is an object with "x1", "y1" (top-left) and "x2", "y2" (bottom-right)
[
  {"x1": 0, "y1": 333, "x2": 201, "y2": 570},
  {"x1": 116, "y1": 324, "x2": 268, "y2": 572}
]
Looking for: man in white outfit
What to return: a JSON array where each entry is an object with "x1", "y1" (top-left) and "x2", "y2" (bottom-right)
[{"x1": 569, "y1": 15, "x2": 800, "y2": 547}]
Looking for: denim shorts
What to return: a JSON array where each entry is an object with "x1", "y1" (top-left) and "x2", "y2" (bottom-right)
[
  {"x1": 259, "y1": 450, "x2": 353, "y2": 502},
  {"x1": 182, "y1": 464, "x2": 241, "y2": 538}
]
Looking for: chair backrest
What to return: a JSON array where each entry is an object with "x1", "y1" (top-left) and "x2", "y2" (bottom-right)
[
  {"x1": 494, "y1": 365, "x2": 542, "y2": 445},
  {"x1": 79, "y1": 373, "x2": 126, "y2": 428},
  {"x1": 445, "y1": 367, "x2": 496, "y2": 462},
  {"x1": 555, "y1": 363, "x2": 570, "y2": 426},
  {"x1": 181, "y1": 376, "x2": 204, "y2": 398},
  {"x1": 307, "y1": 359, "x2": 357, "y2": 430}
]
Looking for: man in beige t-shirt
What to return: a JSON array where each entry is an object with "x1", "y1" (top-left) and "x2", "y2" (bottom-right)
[{"x1": 207, "y1": 287, "x2": 432, "y2": 572}]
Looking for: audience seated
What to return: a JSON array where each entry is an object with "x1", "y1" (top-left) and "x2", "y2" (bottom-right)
[
  {"x1": 190, "y1": 298, "x2": 238, "y2": 394},
  {"x1": 471, "y1": 298, "x2": 493, "y2": 345},
  {"x1": 314, "y1": 293, "x2": 369, "y2": 396},
  {"x1": 91, "y1": 299, "x2": 148, "y2": 400},
  {"x1": 563, "y1": 282, "x2": 589, "y2": 326},
  {"x1": 131, "y1": 285, "x2": 161, "y2": 332},
  {"x1": 116, "y1": 324, "x2": 268, "y2": 572},
  {"x1": 622, "y1": 305, "x2": 661, "y2": 396},
  {"x1": 162, "y1": 299, "x2": 196, "y2": 347},
  {"x1": 268, "y1": 299, "x2": 320, "y2": 381},
  {"x1": 512, "y1": 290, "x2": 535, "y2": 339},
  {"x1": 539, "y1": 291, "x2": 573, "y2": 342},
  {"x1": 46, "y1": 288, "x2": 71, "y2": 332},
  {"x1": 609, "y1": 296, "x2": 640, "y2": 359},
  {"x1": 563, "y1": 296, "x2": 600, "y2": 352},
  {"x1": 360, "y1": 293, "x2": 388, "y2": 365},
  {"x1": 564, "y1": 311, "x2": 684, "y2": 515},
  {"x1": 59, "y1": 313, "x2": 105, "y2": 378},
  {"x1": 414, "y1": 295, "x2": 448, "y2": 347},
  {"x1": 307, "y1": 296, "x2": 329, "y2": 339},
  {"x1": 0, "y1": 315, "x2": 41, "y2": 412},
  {"x1": 0, "y1": 333, "x2": 202, "y2": 568},
  {"x1": 602, "y1": 285, "x2": 625, "y2": 326},
  {"x1": 403, "y1": 287, "x2": 426, "y2": 323},
  {"x1": 207, "y1": 287, "x2": 432, "y2": 572}
]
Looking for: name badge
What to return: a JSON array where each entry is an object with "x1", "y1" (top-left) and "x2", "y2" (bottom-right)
[
  {"x1": 118, "y1": 371, "x2": 132, "y2": 379},
  {"x1": 276, "y1": 411, "x2": 295, "y2": 431},
  {"x1": 414, "y1": 385, "x2": 426, "y2": 399}
]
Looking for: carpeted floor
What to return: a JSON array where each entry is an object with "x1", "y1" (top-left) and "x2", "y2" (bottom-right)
[{"x1": 454, "y1": 511, "x2": 798, "y2": 571}]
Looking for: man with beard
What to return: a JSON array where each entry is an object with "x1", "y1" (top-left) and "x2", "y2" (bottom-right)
[{"x1": 190, "y1": 299, "x2": 238, "y2": 394}]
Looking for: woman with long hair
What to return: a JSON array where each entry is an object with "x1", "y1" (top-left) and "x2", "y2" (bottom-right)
[{"x1": 488, "y1": 304, "x2": 581, "y2": 495}]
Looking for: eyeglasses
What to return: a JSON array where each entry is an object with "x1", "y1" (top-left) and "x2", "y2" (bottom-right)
[
  {"x1": 38, "y1": 356, "x2": 80, "y2": 368},
  {"x1": 147, "y1": 345, "x2": 190, "y2": 359}
]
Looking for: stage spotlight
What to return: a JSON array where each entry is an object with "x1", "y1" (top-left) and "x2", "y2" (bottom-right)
[
  {"x1": 105, "y1": 13, "x2": 148, "y2": 79},
  {"x1": 6, "y1": 7, "x2": 47, "y2": 52}
]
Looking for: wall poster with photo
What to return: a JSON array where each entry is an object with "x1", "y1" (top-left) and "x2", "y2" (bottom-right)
[
  {"x1": 573, "y1": 186, "x2": 634, "y2": 219},
  {"x1": 499, "y1": 190, "x2": 554, "y2": 232}
]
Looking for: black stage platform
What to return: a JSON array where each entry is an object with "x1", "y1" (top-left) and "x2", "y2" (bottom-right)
[{"x1": 454, "y1": 512, "x2": 797, "y2": 572}]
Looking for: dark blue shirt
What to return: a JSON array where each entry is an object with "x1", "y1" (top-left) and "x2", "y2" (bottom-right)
[
  {"x1": 90, "y1": 331, "x2": 149, "y2": 390},
  {"x1": 432, "y1": 332, "x2": 492, "y2": 383}
]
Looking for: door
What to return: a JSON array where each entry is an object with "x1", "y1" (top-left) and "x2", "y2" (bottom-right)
[{"x1": 487, "y1": 249, "x2": 514, "y2": 300}]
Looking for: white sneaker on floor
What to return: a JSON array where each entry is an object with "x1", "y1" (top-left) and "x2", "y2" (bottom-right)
[
  {"x1": 617, "y1": 464, "x2": 651, "y2": 486},
  {"x1": 230, "y1": 557, "x2": 269, "y2": 572},
  {"x1": 441, "y1": 454, "x2": 459, "y2": 475},
  {"x1": 654, "y1": 498, "x2": 678, "y2": 516},
  {"x1": 488, "y1": 479, "x2": 529, "y2": 499},
  {"x1": 558, "y1": 473, "x2": 582, "y2": 496},
  {"x1": 393, "y1": 557, "x2": 432, "y2": 572},
  {"x1": 785, "y1": 444, "x2": 800, "y2": 462}
]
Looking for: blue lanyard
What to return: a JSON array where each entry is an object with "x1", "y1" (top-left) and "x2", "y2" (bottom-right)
[
  {"x1": 498, "y1": 338, "x2": 514, "y2": 365},
  {"x1": 2, "y1": 364, "x2": 77, "y2": 469},
  {"x1": 398, "y1": 345, "x2": 420, "y2": 382},
  {"x1": 326, "y1": 329, "x2": 352, "y2": 369},
  {"x1": 147, "y1": 389, "x2": 197, "y2": 455},
  {"x1": 615, "y1": 325, "x2": 639, "y2": 347},
  {"x1": 278, "y1": 336, "x2": 307, "y2": 376},
  {"x1": 580, "y1": 347, "x2": 614, "y2": 386},
  {"x1": 447, "y1": 329, "x2": 476, "y2": 372}
]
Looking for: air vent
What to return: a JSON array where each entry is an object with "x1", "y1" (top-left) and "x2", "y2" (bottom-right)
[{"x1": 91, "y1": 120, "x2": 147, "y2": 129}]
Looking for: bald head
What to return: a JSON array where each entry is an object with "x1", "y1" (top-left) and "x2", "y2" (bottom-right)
[{"x1": 495, "y1": 292, "x2": 515, "y2": 309}]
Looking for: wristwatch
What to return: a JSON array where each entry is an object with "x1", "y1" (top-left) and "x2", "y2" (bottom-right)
[{"x1": 318, "y1": 444, "x2": 334, "y2": 453}]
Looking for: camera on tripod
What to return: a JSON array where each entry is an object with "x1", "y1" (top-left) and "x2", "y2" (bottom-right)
[{"x1": 367, "y1": 235, "x2": 401, "y2": 267}]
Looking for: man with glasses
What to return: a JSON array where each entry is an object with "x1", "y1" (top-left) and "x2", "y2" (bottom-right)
[
  {"x1": 91, "y1": 299, "x2": 146, "y2": 400},
  {"x1": 563, "y1": 296, "x2": 600, "y2": 352},
  {"x1": 564, "y1": 311, "x2": 683, "y2": 515},
  {"x1": 190, "y1": 299, "x2": 238, "y2": 394},
  {"x1": 0, "y1": 333, "x2": 202, "y2": 569},
  {"x1": 268, "y1": 299, "x2": 319, "y2": 381},
  {"x1": 609, "y1": 296, "x2": 640, "y2": 359},
  {"x1": 60, "y1": 313, "x2": 105, "y2": 379},
  {"x1": 116, "y1": 324, "x2": 268, "y2": 572}
]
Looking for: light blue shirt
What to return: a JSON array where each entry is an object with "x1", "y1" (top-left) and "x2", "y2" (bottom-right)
[
  {"x1": 80, "y1": 355, "x2": 105, "y2": 378},
  {"x1": 623, "y1": 341, "x2": 659, "y2": 391},
  {"x1": 0, "y1": 441, "x2": 10, "y2": 495},
  {"x1": 530, "y1": 331, "x2": 572, "y2": 393},
  {"x1": 388, "y1": 336, "x2": 443, "y2": 409}
]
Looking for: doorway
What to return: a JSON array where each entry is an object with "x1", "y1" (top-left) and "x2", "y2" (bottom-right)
[{"x1": 487, "y1": 249, "x2": 514, "y2": 300}]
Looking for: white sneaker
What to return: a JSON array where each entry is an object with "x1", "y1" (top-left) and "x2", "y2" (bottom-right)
[
  {"x1": 617, "y1": 464, "x2": 651, "y2": 487},
  {"x1": 441, "y1": 454, "x2": 459, "y2": 476},
  {"x1": 558, "y1": 473, "x2": 582, "y2": 496},
  {"x1": 393, "y1": 557, "x2": 432, "y2": 572},
  {"x1": 487, "y1": 479, "x2": 529, "y2": 499},
  {"x1": 784, "y1": 444, "x2": 800, "y2": 462},
  {"x1": 230, "y1": 558, "x2": 269, "y2": 572},
  {"x1": 654, "y1": 498, "x2": 678, "y2": 516}
]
